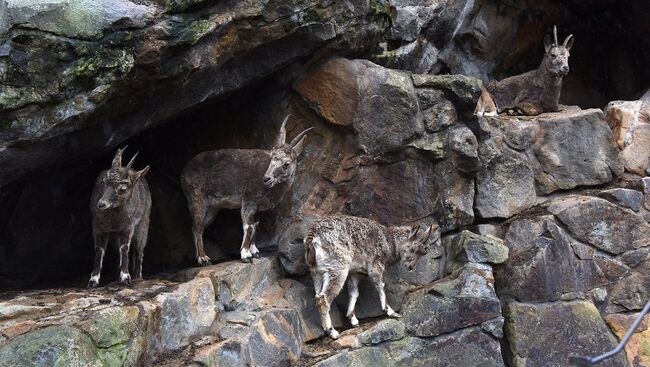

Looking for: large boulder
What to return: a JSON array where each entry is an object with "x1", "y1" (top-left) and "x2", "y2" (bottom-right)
[
  {"x1": 504, "y1": 300, "x2": 627, "y2": 367},
  {"x1": 548, "y1": 196, "x2": 650, "y2": 255},
  {"x1": 0, "y1": 326, "x2": 102, "y2": 367},
  {"x1": 605, "y1": 312, "x2": 650, "y2": 367},
  {"x1": 295, "y1": 58, "x2": 423, "y2": 155},
  {"x1": 313, "y1": 327, "x2": 505, "y2": 367},
  {"x1": 402, "y1": 263, "x2": 502, "y2": 337},
  {"x1": 496, "y1": 215, "x2": 607, "y2": 302}
]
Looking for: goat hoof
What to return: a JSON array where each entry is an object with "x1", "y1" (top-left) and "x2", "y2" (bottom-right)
[
  {"x1": 241, "y1": 257, "x2": 253, "y2": 264},
  {"x1": 327, "y1": 328, "x2": 340, "y2": 339},
  {"x1": 252, "y1": 252, "x2": 261, "y2": 259},
  {"x1": 120, "y1": 272, "x2": 132, "y2": 285},
  {"x1": 197, "y1": 256, "x2": 212, "y2": 266},
  {"x1": 87, "y1": 280, "x2": 99, "y2": 289},
  {"x1": 349, "y1": 315, "x2": 359, "y2": 327}
]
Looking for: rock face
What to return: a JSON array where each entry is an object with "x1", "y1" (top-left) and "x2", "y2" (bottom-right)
[
  {"x1": 0, "y1": 0, "x2": 392, "y2": 186},
  {"x1": 605, "y1": 99, "x2": 650, "y2": 175},
  {"x1": 505, "y1": 301, "x2": 627, "y2": 367},
  {"x1": 3, "y1": 0, "x2": 650, "y2": 365}
]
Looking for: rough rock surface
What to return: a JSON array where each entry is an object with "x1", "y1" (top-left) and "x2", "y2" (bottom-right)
[
  {"x1": 402, "y1": 263, "x2": 502, "y2": 337},
  {"x1": 605, "y1": 99, "x2": 650, "y2": 175},
  {"x1": 0, "y1": 0, "x2": 392, "y2": 186},
  {"x1": 505, "y1": 301, "x2": 627, "y2": 367},
  {"x1": 3, "y1": 0, "x2": 650, "y2": 365}
]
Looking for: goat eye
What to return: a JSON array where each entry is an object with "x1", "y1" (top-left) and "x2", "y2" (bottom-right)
[
  {"x1": 283, "y1": 162, "x2": 290, "y2": 167},
  {"x1": 117, "y1": 185, "x2": 127, "y2": 194}
]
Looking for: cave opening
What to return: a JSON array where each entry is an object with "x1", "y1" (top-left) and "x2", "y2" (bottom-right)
[
  {"x1": 495, "y1": 0, "x2": 650, "y2": 108},
  {"x1": 0, "y1": 74, "x2": 292, "y2": 291}
]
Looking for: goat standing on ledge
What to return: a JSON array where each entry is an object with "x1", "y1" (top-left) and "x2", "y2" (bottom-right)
[
  {"x1": 305, "y1": 215, "x2": 441, "y2": 339},
  {"x1": 477, "y1": 26, "x2": 574, "y2": 116},
  {"x1": 181, "y1": 116, "x2": 311, "y2": 265},
  {"x1": 89, "y1": 148, "x2": 151, "y2": 288}
]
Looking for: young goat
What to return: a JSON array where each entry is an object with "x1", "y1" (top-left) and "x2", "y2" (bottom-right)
[
  {"x1": 181, "y1": 116, "x2": 311, "y2": 265},
  {"x1": 89, "y1": 148, "x2": 151, "y2": 288},
  {"x1": 478, "y1": 26, "x2": 574, "y2": 116},
  {"x1": 304, "y1": 215, "x2": 441, "y2": 339}
]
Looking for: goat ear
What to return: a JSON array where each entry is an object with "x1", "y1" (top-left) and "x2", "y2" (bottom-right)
[
  {"x1": 292, "y1": 135, "x2": 307, "y2": 157},
  {"x1": 565, "y1": 35, "x2": 574, "y2": 50},
  {"x1": 275, "y1": 115, "x2": 290, "y2": 147},
  {"x1": 408, "y1": 225, "x2": 420, "y2": 239},
  {"x1": 544, "y1": 35, "x2": 552, "y2": 52},
  {"x1": 132, "y1": 165, "x2": 150, "y2": 182},
  {"x1": 112, "y1": 147, "x2": 125, "y2": 168}
]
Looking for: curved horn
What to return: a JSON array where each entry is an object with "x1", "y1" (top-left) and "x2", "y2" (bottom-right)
[
  {"x1": 289, "y1": 127, "x2": 313, "y2": 148},
  {"x1": 112, "y1": 146, "x2": 127, "y2": 168},
  {"x1": 553, "y1": 25, "x2": 558, "y2": 45},
  {"x1": 563, "y1": 34, "x2": 573, "y2": 47},
  {"x1": 275, "y1": 114, "x2": 290, "y2": 147},
  {"x1": 126, "y1": 152, "x2": 139, "y2": 171}
]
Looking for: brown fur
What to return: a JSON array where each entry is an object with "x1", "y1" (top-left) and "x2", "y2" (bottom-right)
[
  {"x1": 181, "y1": 116, "x2": 310, "y2": 265},
  {"x1": 305, "y1": 214, "x2": 440, "y2": 338},
  {"x1": 88, "y1": 148, "x2": 151, "y2": 288},
  {"x1": 485, "y1": 26, "x2": 574, "y2": 116}
]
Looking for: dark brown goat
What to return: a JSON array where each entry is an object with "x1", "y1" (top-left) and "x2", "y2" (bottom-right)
[
  {"x1": 181, "y1": 116, "x2": 311, "y2": 265},
  {"x1": 89, "y1": 148, "x2": 151, "y2": 287},
  {"x1": 481, "y1": 26, "x2": 574, "y2": 116}
]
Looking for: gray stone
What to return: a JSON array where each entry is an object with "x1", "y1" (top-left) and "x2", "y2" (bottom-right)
[
  {"x1": 386, "y1": 328, "x2": 505, "y2": 367},
  {"x1": 475, "y1": 136, "x2": 536, "y2": 218},
  {"x1": 313, "y1": 346, "x2": 393, "y2": 367},
  {"x1": 504, "y1": 300, "x2": 627, "y2": 367},
  {"x1": 531, "y1": 109, "x2": 623, "y2": 194},
  {"x1": 548, "y1": 196, "x2": 650, "y2": 254},
  {"x1": 451, "y1": 230, "x2": 509, "y2": 264},
  {"x1": 411, "y1": 73, "x2": 483, "y2": 111},
  {"x1": 496, "y1": 216, "x2": 607, "y2": 302},
  {"x1": 357, "y1": 319, "x2": 406, "y2": 346},
  {"x1": 481, "y1": 317, "x2": 504, "y2": 339},
  {"x1": 195, "y1": 308, "x2": 304, "y2": 367},
  {"x1": 151, "y1": 277, "x2": 216, "y2": 353},
  {"x1": 402, "y1": 263, "x2": 501, "y2": 337},
  {"x1": 598, "y1": 188, "x2": 643, "y2": 211}
]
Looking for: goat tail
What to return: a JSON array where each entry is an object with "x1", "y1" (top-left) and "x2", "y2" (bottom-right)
[{"x1": 304, "y1": 230, "x2": 317, "y2": 267}]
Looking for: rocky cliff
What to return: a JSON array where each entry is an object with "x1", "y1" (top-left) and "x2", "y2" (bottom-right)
[{"x1": 1, "y1": 0, "x2": 650, "y2": 366}]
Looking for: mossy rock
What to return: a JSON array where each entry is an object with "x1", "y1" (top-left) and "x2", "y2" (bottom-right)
[{"x1": 0, "y1": 326, "x2": 102, "y2": 367}]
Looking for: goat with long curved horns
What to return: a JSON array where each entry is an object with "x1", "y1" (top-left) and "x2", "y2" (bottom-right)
[{"x1": 181, "y1": 115, "x2": 312, "y2": 264}]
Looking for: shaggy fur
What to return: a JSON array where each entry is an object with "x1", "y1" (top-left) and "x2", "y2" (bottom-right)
[{"x1": 305, "y1": 215, "x2": 441, "y2": 339}]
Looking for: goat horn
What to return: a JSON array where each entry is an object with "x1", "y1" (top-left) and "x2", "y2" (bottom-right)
[
  {"x1": 563, "y1": 34, "x2": 573, "y2": 47},
  {"x1": 289, "y1": 127, "x2": 313, "y2": 148},
  {"x1": 126, "y1": 152, "x2": 139, "y2": 171},
  {"x1": 553, "y1": 25, "x2": 558, "y2": 45},
  {"x1": 275, "y1": 114, "x2": 291, "y2": 147},
  {"x1": 112, "y1": 146, "x2": 127, "y2": 168}
]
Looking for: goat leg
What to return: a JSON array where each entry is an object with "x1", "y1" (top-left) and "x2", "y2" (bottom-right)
[
  {"x1": 118, "y1": 231, "x2": 133, "y2": 285},
  {"x1": 88, "y1": 232, "x2": 108, "y2": 288}
]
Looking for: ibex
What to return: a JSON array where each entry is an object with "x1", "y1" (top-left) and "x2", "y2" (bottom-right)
[
  {"x1": 88, "y1": 147, "x2": 151, "y2": 288},
  {"x1": 181, "y1": 116, "x2": 311, "y2": 265},
  {"x1": 475, "y1": 26, "x2": 574, "y2": 116},
  {"x1": 304, "y1": 215, "x2": 441, "y2": 339}
]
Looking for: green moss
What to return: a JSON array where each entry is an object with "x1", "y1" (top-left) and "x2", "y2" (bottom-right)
[
  {"x1": 0, "y1": 326, "x2": 102, "y2": 367},
  {"x1": 75, "y1": 49, "x2": 133, "y2": 77}
]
